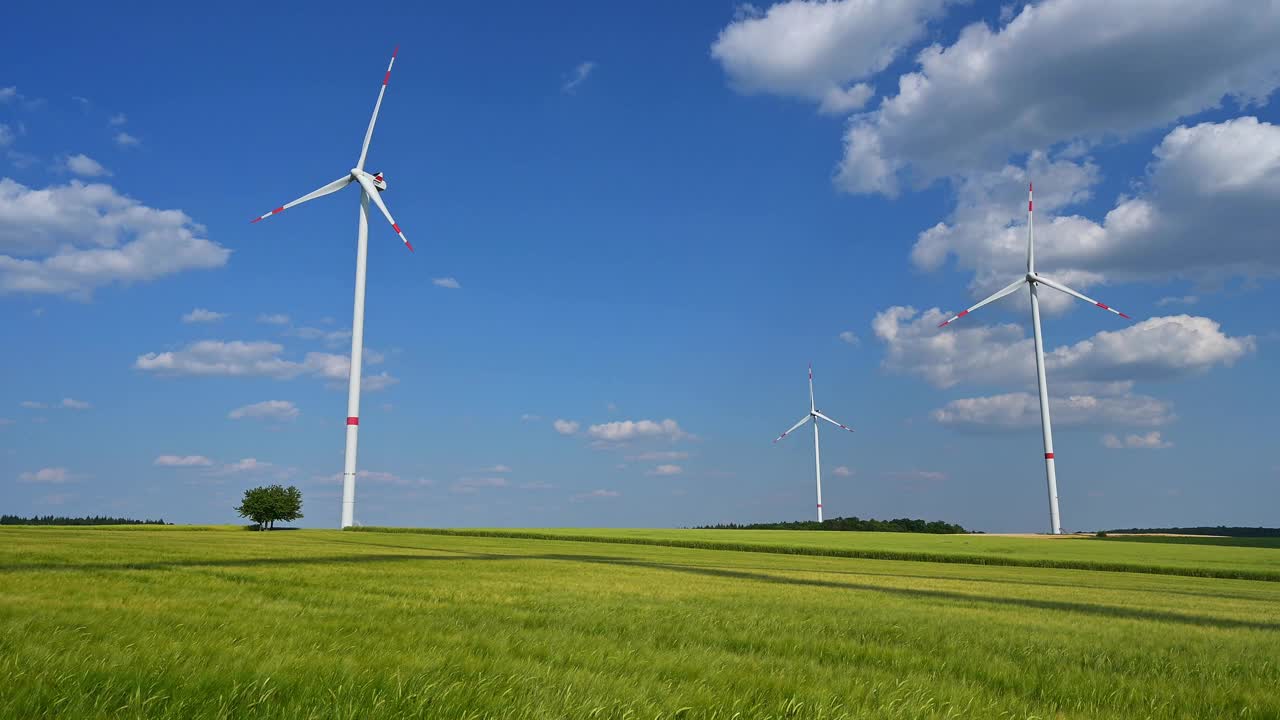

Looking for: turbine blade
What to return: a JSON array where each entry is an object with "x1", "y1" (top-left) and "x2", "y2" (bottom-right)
[
  {"x1": 356, "y1": 47, "x2": 398, "y2": 172},
  {"x1": 250, "y1": 176, "x2": 352, "y2": 223},
  {"x1": 814, "y1": 411, "x2": 854, "y2": 433},
  {"x1": 1035, "y1": 275, "x2": 1131, "y2": 319},
  {"x1": 938, "y1": 277, "x2": 1028, "y2": 327},
  {"x1": 355, "y1": 174, "x2": 413, "y2": 252},
  {"x1": 773, "y1": 415, "x2": 811, "y2": 444},
  {"x1": 808, "y1": 363, "x2": 815, "y2": 411}
]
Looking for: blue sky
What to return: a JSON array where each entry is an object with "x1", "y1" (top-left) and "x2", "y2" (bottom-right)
[{"x1": 1, "y1": 0, "x2": 1275, "y2": 532}]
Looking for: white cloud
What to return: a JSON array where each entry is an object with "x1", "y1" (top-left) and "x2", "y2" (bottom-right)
[
  {"x1": 0, "y1": 179, "x2": 230, "y2": 298},
  {"x1": 586, "y1": 418, "x2": 688, "y2": 443},
  {"x1": 838, "y1": 330, "x2": 859, "y2": 346},
  {"x1": 553, "y1": 419, "x2": 580, "y2": 435},
  {"x1": 134, "y1": 341, "x2": 396, "y2": 391},
  {"x1": 562, "y1": 61, "x2": 596, "y2": 94},
  {"x1": 838, "y1": 1, "x2": 1280, "y2": 194},
  {"x1": 154, "y1": 455, "x2": 213, "y2": 467},
  {"x1": 18, "y1": 467, "x2": 74, "y2": 484},
  {"x1": 1156, "y1": 295, "x2": 1199, "y2": 307},
  {"x1": 432, "y1": 277, "x2": 461, "y2": 289},
  {"x1": 213, "y1": 458, "x2": 272, "y2": 475},
  {"x1": 228, "y1": 400, "x2": 299, "y2": 421},
  {"x1": 933, "y1": 392, "x2": 1175, "y2": 430},
  {"x1": 832, "y1": 465, "x2": 854, "y2": 477},
  {"x1": 647, "y1": 464, "x2": 683, "y2": 476},
  {"x1": 0, "y1": 87, "x2": 16, "y2": 103},
  {"x1": 19, "y1": 400, "x2": 46, "y2": 409},
  {"x1": 711, "y1": 0, "x2": 952, "y2": 114},
  {"x1": 1102, "y1": 431, "x2": 1173, "y2": 449},
  {"x1": 182, "y1": 308, "x2": 226, "y2": 323},
  {"x1": 909, "y1": 119, "x2": 1280, "y2": 297},
  {"x1": 874, "y1": 307, "x2": 1254, "y2": 390},
  {"x1": 114, "y1": 132, "x2": 140, "y2": 148},
  {"x1": 257, "y1": 313, "x2": 289, "y2": 325},
  {"x1": 485, "y1": 464, "x2": 512, "y2": 473},
  {"x1": 521, "y1": 413, "x2": 542, "y2": 422},
  {"x1": 0, "y1": 124, "x2": 13, "y2": 147},
  {"x1": 571, "y1": 488, "x2": 619, "y2": 501},
  {"x1": 60, "y1": 398, "x2": 90, "y2": 410},
  {"x1": 287, "y1": 326, "x2": 351, "y2": 346},
  {"x1": 65, "y1": 154, "x2": 110, "y2": 178}
]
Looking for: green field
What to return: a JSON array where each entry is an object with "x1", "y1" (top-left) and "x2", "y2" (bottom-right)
[{"x1": 3, "y1": 527, "x2": 1278, "y2": 718}]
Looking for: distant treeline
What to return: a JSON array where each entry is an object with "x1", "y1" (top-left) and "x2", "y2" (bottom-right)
[
  {"x1": 696, "y1": 516, "x2": 969, "y2": 534},
  {"x1": 1106, "y1": 526, "x2": 1280, "y2": 538},
  {"x1": 0, "y1": 515, "x2": 168, "y2": 526}
]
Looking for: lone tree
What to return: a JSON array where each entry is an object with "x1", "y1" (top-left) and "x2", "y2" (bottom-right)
[{"x1": 236, "y1": 484, "x2": 304, "y2": 530}]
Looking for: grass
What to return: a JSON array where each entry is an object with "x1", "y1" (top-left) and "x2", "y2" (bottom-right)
[
  {"x1": 352, "y1": 526, "x2": 1280, "y2": 582},
  {"x1": 1, "y1": 526, "x2": 1277, "y2": 718}
]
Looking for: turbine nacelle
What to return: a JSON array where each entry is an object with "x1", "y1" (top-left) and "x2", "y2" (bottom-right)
[{"x1": 350, "y1": 168, "x2": 387, "y2": 191}]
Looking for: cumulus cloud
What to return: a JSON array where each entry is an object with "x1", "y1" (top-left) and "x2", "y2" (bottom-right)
[
  {"x1": 18, "y1": 467, "x2": 75, "y2": 483},
  {"x1": 837, "y1": 0, "x2": 1280, "y2": 194},
  {"x1": 838, "y1": 330, "x2": 860, "y2": 345},
  {"x1": 910, "y1": 119, "x2": 1280, "y2": 300},
  {"x1": 432, "y1": 277, "x2": 461, "y2": 289},
  {"x1": 933, "y1": 392, "x2": 1175, "y2": 430},
  {"x1": 711, "y1": 0, "x2": 952, "y2": 114},
  {"x1": 65, "y1": 154, "x2": 110, "y2": 177},
  {"x1": 646, "y1": 464, "x2": 683, "y2": 476},
  {"x1": 60, "y1": 398, "x2": 90, "y2": 410},
  {"x1": 182, "y1": 308, "x2": 226, "y2": 323},
  {"x1": 114, "y1": 132, "x2": 140, "y2": 147},
  {"x1": 874, "y1": 307, "x2": 1254, "y2": 391},
  {"x1": 586, "y1": 419, "x2": 688, "y2": 443},
  {"x1": 134, "y1": 340, "x2": 396, "y2": 391},
  {"x1": 571, "y1": 488, "x2": 619, "y2": 501},
  {"x1": 228, "y1": 400, "x2": 299, "y2": 421},
  {"x1": 1103, "y1": 431, "x2": 1174, "y2": 449},
  {"x1": 154, "y1": 455, "x2": 214, "y2": 467},
  {"x1": 562, "y1": 61, "x2": 596, "y2": 94},
  {"x1": 553, "y1": 419, "x2": 580, "y2": 435},
  {"x1": 0, "y1": 179, "x2": 230, "y2": 298}
]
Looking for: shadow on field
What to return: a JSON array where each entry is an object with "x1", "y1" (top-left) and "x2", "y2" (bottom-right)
[{"x1": 5, "y1": 546, "x2": 1276, "y2": 632}]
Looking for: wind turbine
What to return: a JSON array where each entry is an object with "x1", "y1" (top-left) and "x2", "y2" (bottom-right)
[
  {"x1": 936, "y1": 183, "x2": 1132, "y2": 535},
  {"x1": 250, "y1": 48, "x2": 413, "y2": 529},
  {"x1": 773, "y1": 364, "x2": 854, "y2": 522}
]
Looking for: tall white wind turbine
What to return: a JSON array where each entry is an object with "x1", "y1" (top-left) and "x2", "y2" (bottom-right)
[
  {"x1": 773, "y1": 364, "x2": 854, "y2": 522},
  {"x1": 936, "y1": 183, "x2": 1132, "y2": 535},
  {"x1": 250, "y1": 48, "x2": 413, "y2": 529}
]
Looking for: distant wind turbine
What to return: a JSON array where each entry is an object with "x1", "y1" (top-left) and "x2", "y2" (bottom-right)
[
  {"x1": 250, "y1": 48, "x2": 413, "y2": 529},
  {"x1": 935, "y1": 183, "x2": 1133, "y2": 535},
  {"x1": 773, "y1": 364, "x2": 855, "y2": 522}
]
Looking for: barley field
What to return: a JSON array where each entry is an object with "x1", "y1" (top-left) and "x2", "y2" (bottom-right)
[{"x1": 2, "y1": 526, "x2": 1277, "y2": 718}]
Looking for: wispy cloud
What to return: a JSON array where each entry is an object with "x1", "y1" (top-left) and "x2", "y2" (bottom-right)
[
  {"x1": 65, "y1": 153, "x2": 110, "y2": 177},
  {"x1": 571, "y1": 488, "x2": 619, "y2": 501},
  {"x1": 18, "y1": 467, "x2": 77, "y2": 484},
  {"x1": 228, "y1": 400, "x2": 299, "y2": 421},
  {"x1": 1102, "y1": 431, "x2": 1174, "y2": 449},
  {"x1": 553, "y1": 419, "x2": 580, "y2": 435},
  {"x1": 646, "y1": 464, "x2": 683, "y2": 476},
  {"x1": 562, "y1": 61, "x2": 597, "y2": 94},
  {"x1": 60, "y1": 398, "x2": 91, "y2": 410},
  {"x1": 838, "y1": 330, "x2": 860, "y2": 346},
  {"x1": 257, "y1": 313, "x2": 290, "y2": 325},
  {"x1": 154, "y1": 455, "x2": 214, "y2": 467},
  {"x1": 113, "y1": 131, "x2": 140, "y2": 148},
  {"x1": 432, "y1": 277, "x2": 461, "y2": 289},
  {"x1": 182, "y1": 308, "x2": 226, "y2": 323}
]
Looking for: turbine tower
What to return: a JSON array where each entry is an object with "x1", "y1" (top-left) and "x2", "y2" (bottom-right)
[
  {"x1": 936, "y1": 183, "x2": 1133, "y2": 534},
  {"x1": 773, "y1": 364, "x2": 854, "y2": 522},
  {"x1": 250, "y1": 48, "x2": 413, "y2": 528}
]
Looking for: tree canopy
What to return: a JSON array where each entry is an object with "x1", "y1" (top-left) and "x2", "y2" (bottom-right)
[
  {"x1": 695, "y1": 516, "x2": 969, "y2": 534},
  {"x1": 235, "y1": 485, "x2": 304, "y2": 530}
]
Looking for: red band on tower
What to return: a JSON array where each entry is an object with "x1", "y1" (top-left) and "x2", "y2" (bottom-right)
[
  {"x1": 347, "y1": 417, "x2": 359, "y2": 426},
  {"x1": 1044, "y1": 452, "x2": 1054, "y2": 459}
]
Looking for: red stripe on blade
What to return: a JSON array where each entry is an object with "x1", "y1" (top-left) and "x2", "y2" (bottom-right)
[
  {"x1": 251, "y1": 217, "x2": 262, "y2": 224},
  {"x1": 383, "y1": 71, "x2": 391, "y2": 86},
  {"x1": 347, "y1": 417, "x2": 359, "y2": 426},
  {"x1": 392, "y1": 223, "x2": 401, "y2": 233},
  {"x1": 272, "y1": 207, "x2": 284, "y2": 215},
  {"x1": 1118, "y1": 312, "x2": 1131, "y2": 319},
  {"x1": 404, "y1": 241, "x2": 414, "y2": 252}
]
